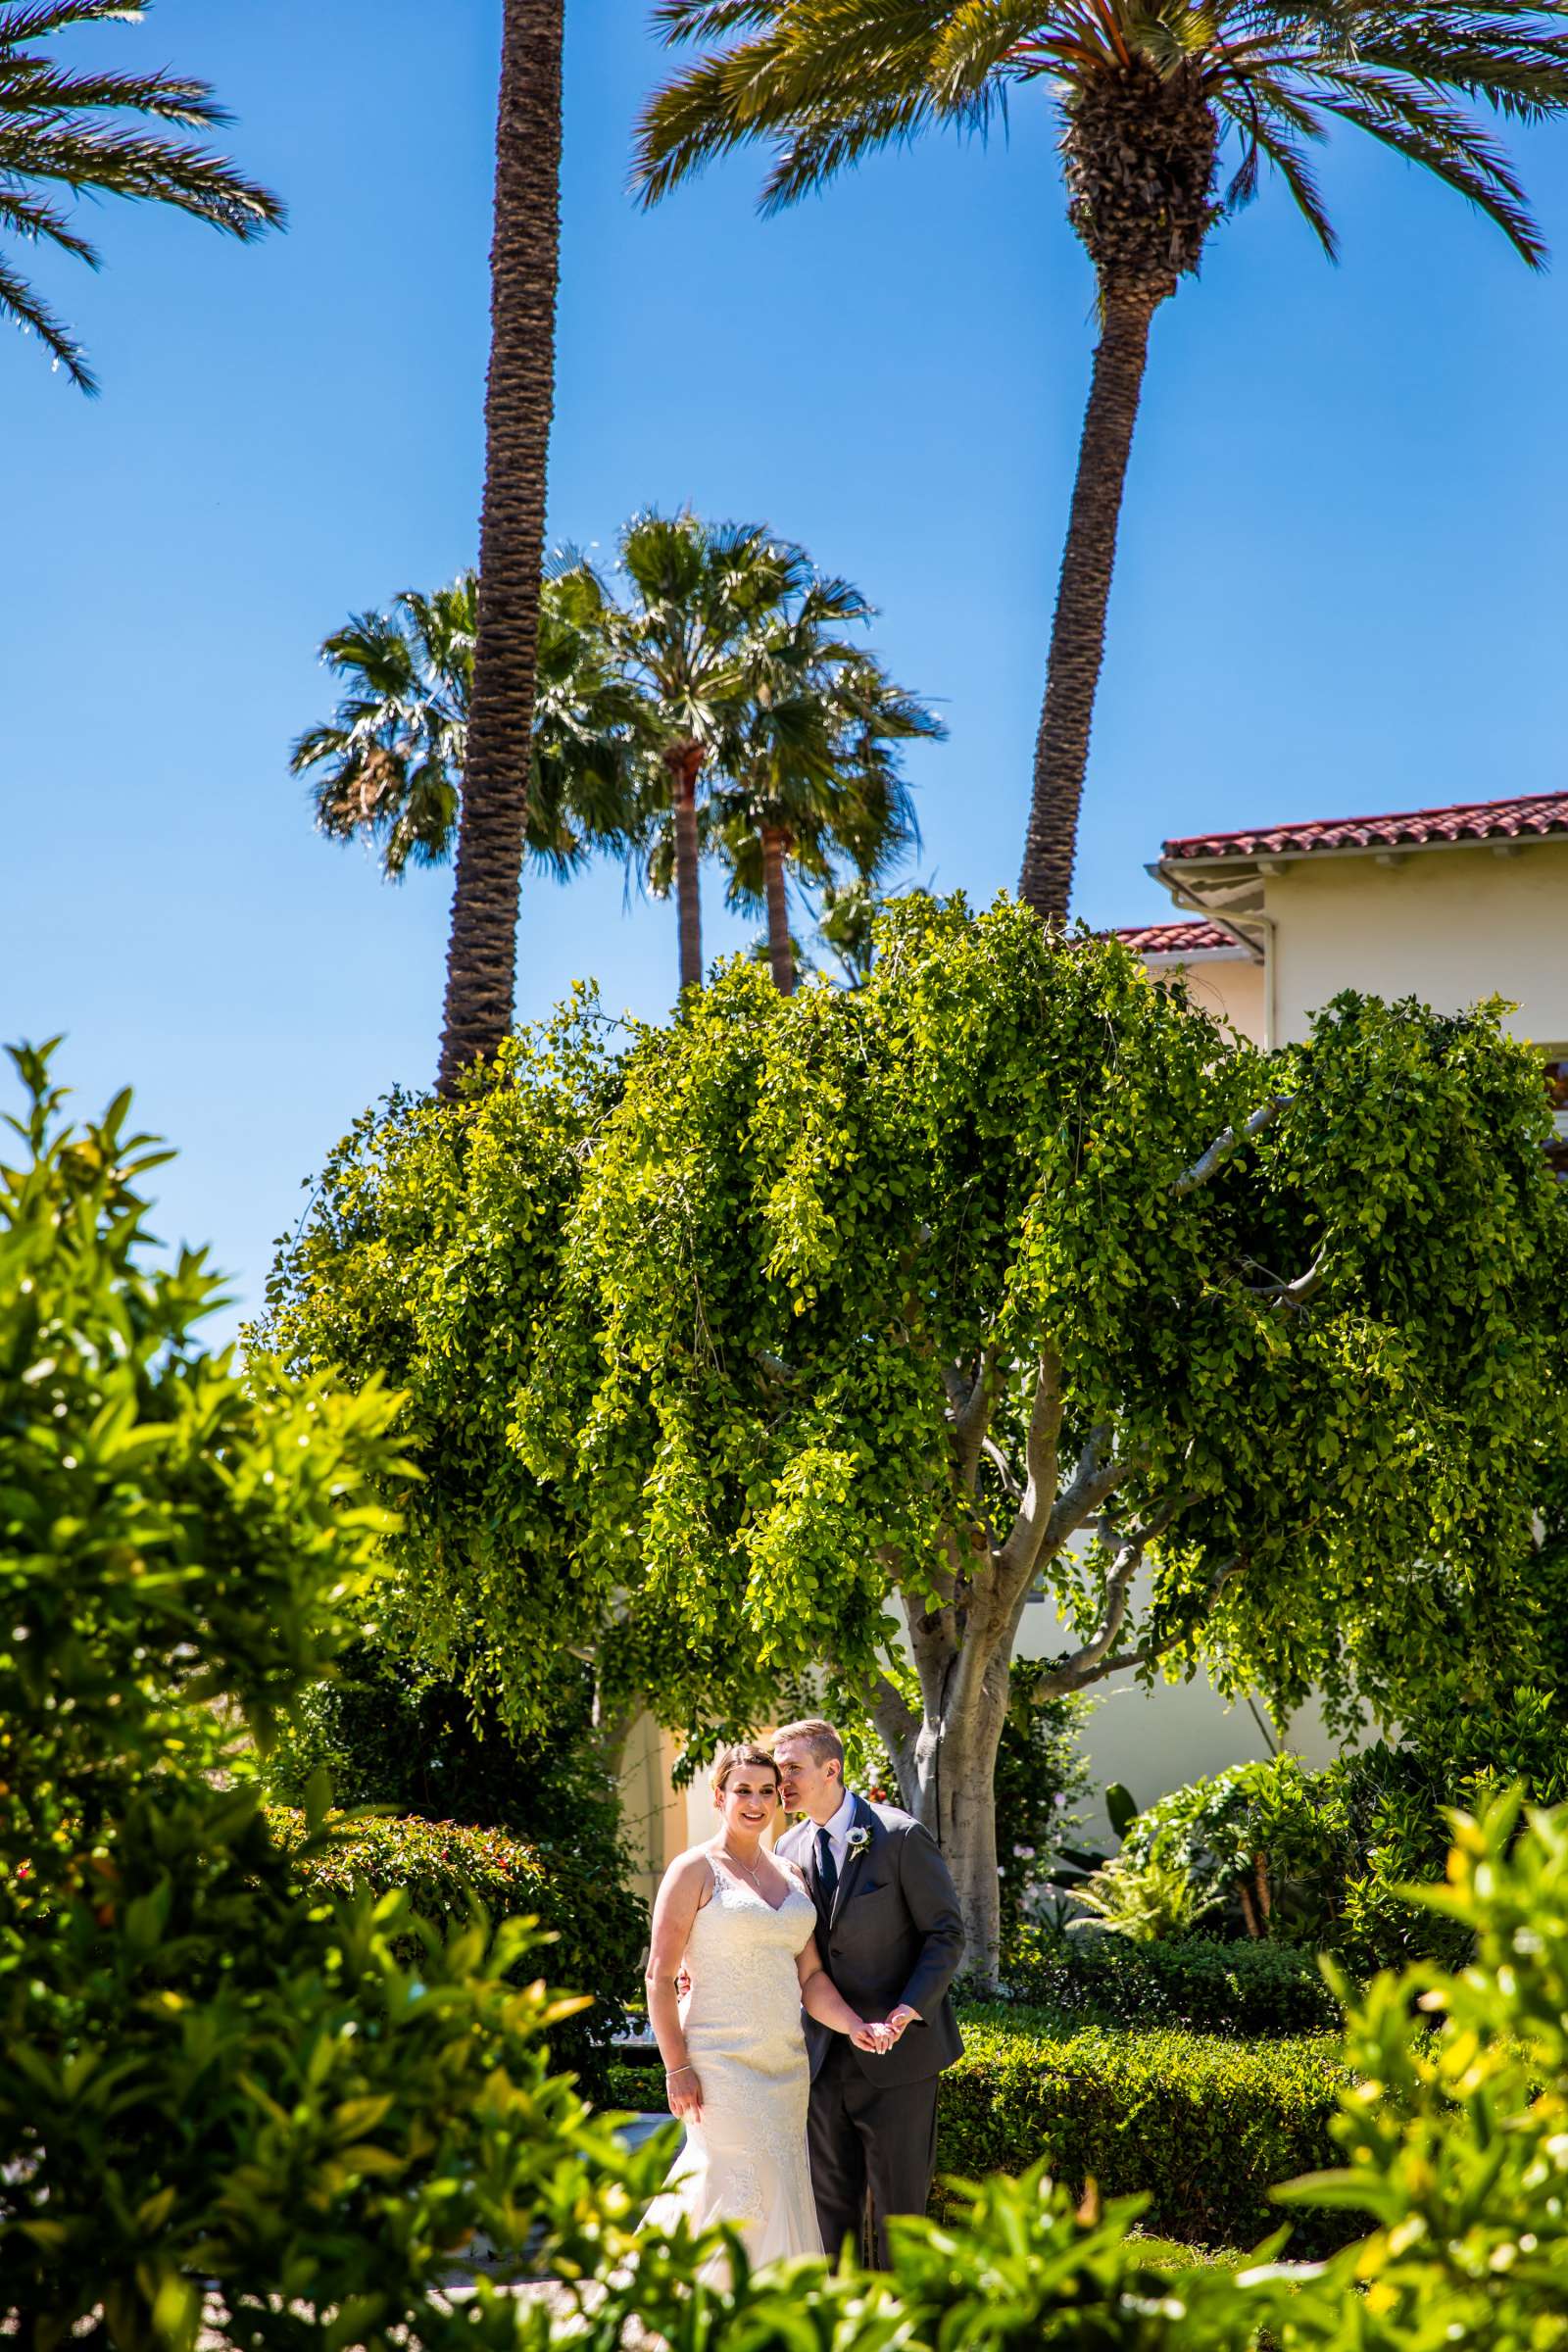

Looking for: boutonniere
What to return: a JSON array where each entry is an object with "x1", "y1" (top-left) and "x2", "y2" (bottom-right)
[{"x1": 845, "y1": 1825, "x2": 872, "y2": 1859}]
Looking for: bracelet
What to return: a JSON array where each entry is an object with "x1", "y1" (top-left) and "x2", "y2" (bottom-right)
[{"x1": 665, "y1": 2064, "x2": 695, "y2": 2079}]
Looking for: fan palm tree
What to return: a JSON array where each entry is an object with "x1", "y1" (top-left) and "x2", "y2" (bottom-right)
[
  {"x1": 0, "y1": 0, "x2": 282, "y2": 394},
  {"x1": 437, "y1": 0, "x2": 566, "y2": 1096},
  {"x1": 291, "y1": 570, "x2": 645, "y2": 887},
  {"x1": 635, "y1": 0, "x2": 1568, "y2": 920},
  {"x1": 709, "y1": 643, "x2": 940, "y2": 994},
  {"x1": 553, "y1": 512, "x2": 826, "y2": 996}
]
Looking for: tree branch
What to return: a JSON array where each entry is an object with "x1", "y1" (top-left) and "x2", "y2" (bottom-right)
[
  {"x1": 1243, "y1": 1247, "x2": 1331, "y2": 1310},
  {"x1": 1030, "y1": 1550, "x2": 1241, "y2": 1699},
  {"x1": 993, "y1": 1348, "x2": 1065, "y2": 1600},
  {"x1": 1174, "y1": 1095, "x2": 1293, "y2": 1196},
  {"x1": 981, "y1": 1436, "x2": 1022, "y2": 1501},
  {"x1": 1040, "y1": 1421, "x2": 1137, "y2": 1554},
  {"x1": 943, "y1": 1347, "x2": 998, "y2": 1496}
]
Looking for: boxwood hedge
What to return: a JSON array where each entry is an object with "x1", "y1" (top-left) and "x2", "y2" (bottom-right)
[
  {"x1": 938, "y1": 2011, "x2": 1356, "y2": 2253},
  {"x1": 608, "y1": 2012, "x2": 1356, "y2": 2254},
  {"x1": 1002, "y1": 1928, "x2": 1344, "y2": 2035}
]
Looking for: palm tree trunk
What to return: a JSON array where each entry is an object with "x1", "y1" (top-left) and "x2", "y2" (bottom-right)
[
  {"x1": 669, "y1": 742, "x2": 705, "y2": 996},
  {"x1": 1018, "y1": 284, "x2": 1159, "y2": 924},
  {"x1": 761, "y1": 824, "x2": 795, "y2": 995},
  {"x1": 436, "y1": 0, "x2": 564, "y2": 1097}
]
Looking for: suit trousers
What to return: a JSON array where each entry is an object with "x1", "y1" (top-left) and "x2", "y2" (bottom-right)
[{"x1": 807, "y1": 2037, "x2": 940, "y2": 2270}]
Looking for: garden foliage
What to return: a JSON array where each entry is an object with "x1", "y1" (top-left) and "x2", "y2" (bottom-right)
[
  {"x1": 937, "y1": 2014, "x2": 1353, "y2": 2254},
  {"x1": 1123, "y1": 1713, "x2": 1568, "y2": 1973},
  {"x1": 0, "y1": 1049, "x2": 659, "y2": 2345},
  {"x1": 267, "y1": 1804, "x2": 643, "y2": 2085}
]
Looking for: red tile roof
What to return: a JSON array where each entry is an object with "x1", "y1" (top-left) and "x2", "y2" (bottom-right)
[
  {"x1": 1163, "y1": 789, "x2": 1568, "y2": 864},
  {"x1": 1113, "y1": 919, "x2": 1241, "y2": 956}
]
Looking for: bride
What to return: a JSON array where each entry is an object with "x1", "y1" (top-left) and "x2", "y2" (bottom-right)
[{"x1": 641, "y1": 1741, "x2": 892, "y2": 2267}]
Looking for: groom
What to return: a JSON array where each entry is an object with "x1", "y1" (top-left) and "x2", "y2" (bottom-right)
[{"x1": 773, "y1": 1718, "x2": 965, "y2": 2267}]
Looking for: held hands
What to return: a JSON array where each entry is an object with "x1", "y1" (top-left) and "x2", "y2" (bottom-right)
[{"x1": 851, "y1": 2005, "x2": 919, "y2": 2055}]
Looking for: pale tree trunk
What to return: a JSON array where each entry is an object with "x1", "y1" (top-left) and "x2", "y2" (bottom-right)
[
  {"x1": 833, "y1": 1108, "x2": 1276, "y2": 1987},
  {"x1": 1017, "y1": 284, "x2": 1160, "y2": 926},
  {"x1": 761, "y1": 824, "x2": 795, "y2": 995},
  {"x1": 437, "y1": 0, "x2": 564, "y2": 1094},
  {"x1": 666, "y1": 741, "x2": 705, "y2": 997}
]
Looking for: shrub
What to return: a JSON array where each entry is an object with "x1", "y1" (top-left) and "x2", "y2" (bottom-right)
[
  {"x1": 263, "y1": 1627, "x2": 631, "y2": 1864},
  {"x1": 1124, "y1": 1712, "x2": 1568, "y2": 1975},
  {"x1": 0, "y1": 1049, "x2": 667, "y2": 2345},
  {"x1": 267, "y1": 1802, "x2": 645, "y2": 2088},
  {"x1": 1003, "y1": 1929, "x2": 1344, "y2": 2035},
  {"x1": 937, "y1": 2013, "x2": 1355, "y2": 2254}
]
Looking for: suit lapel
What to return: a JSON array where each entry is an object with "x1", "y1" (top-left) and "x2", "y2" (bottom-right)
[{"x1": 829, "y1": 1792, "x2": 873, "y2": 1928}]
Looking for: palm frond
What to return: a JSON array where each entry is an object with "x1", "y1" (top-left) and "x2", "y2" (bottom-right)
[
  {"x1": 1314, "y1": 69, "x2": 1546, "y2": 262},
  {"x1": 0, "y1": 181, "x2": 99, "y2": 263},
  {"x1": 0, "y1": 244, "x2": 92, "y2": 384}
]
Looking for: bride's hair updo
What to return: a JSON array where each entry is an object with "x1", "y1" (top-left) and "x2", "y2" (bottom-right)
[{"x1": 711, "y1": 1741, "x2": 779, "y2": 1796}]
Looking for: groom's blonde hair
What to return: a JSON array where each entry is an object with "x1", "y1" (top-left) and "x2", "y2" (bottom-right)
[{"x1": 773, "y1": 1718, "x2": 844, "y2": 1775}]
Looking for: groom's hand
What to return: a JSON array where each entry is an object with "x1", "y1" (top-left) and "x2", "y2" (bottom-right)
[{"x1": 884, "y1": 2004, "x2": 921, "y2": 2043}]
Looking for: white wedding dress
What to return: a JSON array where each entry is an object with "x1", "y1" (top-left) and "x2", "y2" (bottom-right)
[{"x1": 642, "y1": 1855, "x2": 823, "y2": 2271}]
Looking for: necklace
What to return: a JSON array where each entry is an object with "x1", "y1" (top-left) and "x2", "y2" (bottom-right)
[{"x1": 716, "y1": 1840, "x2": 774, "y2": 1898}]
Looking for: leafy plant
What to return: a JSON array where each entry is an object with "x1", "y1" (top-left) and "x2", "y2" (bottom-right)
[
  {"x1": 1002, "y1": 1928, "x2": 1343, "y2": 2034},
  {"x1": 289, "y1": 569, "x2": 648, "y2": 883},
  {"x1": 0, "y1": 1044, "x2": 669, "y2": 2343},
  {"x1": 1071, "y1": 1847, "x2": 1221, "y2": 1942}
]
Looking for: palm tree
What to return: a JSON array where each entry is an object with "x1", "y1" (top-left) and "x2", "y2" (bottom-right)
[
  {"x1": 437, "y1": 0, "x2": 566, "y2": 1096},
  {"x1": 0, "y1": 0, "x2": 282, "y2": 395},
  {"x1": 553, "y1": 512, "x2": 824, "y2": 996},
  {"x1": 291, "y1": 570, "x2": 645, "y2": 886},
  {"x1": 634, "y1": 0, "x2": 1568, "y2": 919},
  {"x1": 710, "y1": 642, "x2": 940, "y2": 994}
]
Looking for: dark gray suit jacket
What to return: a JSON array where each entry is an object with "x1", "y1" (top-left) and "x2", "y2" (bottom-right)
[{"x1": 777, "y1": 1791, "x2": 965, "y2": 2085}]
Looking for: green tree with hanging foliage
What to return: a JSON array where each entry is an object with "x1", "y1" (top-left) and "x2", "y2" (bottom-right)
[{"x1": 265, "y1": 900, "x2": 1568, "y2": 1987}]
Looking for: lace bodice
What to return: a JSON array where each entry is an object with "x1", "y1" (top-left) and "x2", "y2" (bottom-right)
[{"x1": 680, "y1": 1856, "x2": 816, "y2": 2051}]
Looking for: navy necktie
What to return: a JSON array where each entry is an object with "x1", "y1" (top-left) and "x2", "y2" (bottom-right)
[{"x1": 814, "y1": 1825, "x2": 839, "y2": 1911}]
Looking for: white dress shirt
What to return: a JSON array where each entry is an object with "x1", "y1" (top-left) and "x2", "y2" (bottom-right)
[{"x1": 817, "y1": 1787, "x2": 858, "y2": 1876}]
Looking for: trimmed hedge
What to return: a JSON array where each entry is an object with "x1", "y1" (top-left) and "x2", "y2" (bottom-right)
[
  {"x1": 938, "y1": 2011, "x2": 1355, "y2": 2254},
  {"x1": 608, "y1": 2009, "x2": 1358, "y2": 2254},
  {"x1": 267, "y1": 1805, "x2": 647, "y2": 2091},
  {"x1": 1003, "y1": 1929, "x2": 1344, "y2": 2035}
]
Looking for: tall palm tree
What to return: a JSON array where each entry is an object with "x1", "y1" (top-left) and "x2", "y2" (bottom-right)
[
  {"x1": 634, "y1": 0, "x2": 1568, "y2": 919},
  {"x1": 437, "y1": 0, "x2": 566, "y2": 1096},
  {"x1": 553, "y1": 512, "x2": 823, "y2": 996},
  {"x1": 0, "y1": 0, "x2": 282, "y2": 394},
  {"x1": 290, "y1": 570, "x2": 645, "y2": 885},
  {"x1": 710, "y1": 641, "x2": 940, "y2": 994}
]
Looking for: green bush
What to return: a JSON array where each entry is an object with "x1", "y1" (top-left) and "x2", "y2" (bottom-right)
[
  {"x1": 937, "y1": 2012, "x2": 1355, "y2": 2254},
  {"x1": 0, "y1": 1049, "x2": 667, "y2": 2346},
  {"x1": 1124, "y1": 1713, "x2": 1568, "y2": 1976},
  {"x1": 267, "y1": 1802, "x2": 644, "y2": 2089},
  {"x1": 1003, "y1": 1929, "x2": 1344, "y2": 2035},
  {"x1": 264, "y1": 1625, "x2": 629, "y2": 1851}
]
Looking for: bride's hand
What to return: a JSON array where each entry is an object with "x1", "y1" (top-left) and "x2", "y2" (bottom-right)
[
  {"x1": 851, "y1": 2018, "x2": 894, "y2": 2055},
  {"x1": 665, "y1": 2064, "x2": 704, "y2": 2122}
]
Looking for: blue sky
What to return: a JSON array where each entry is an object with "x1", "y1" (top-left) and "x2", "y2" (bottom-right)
[{"x1": 4, "y1": 0, "x2": 1566, "y2": 1329}]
